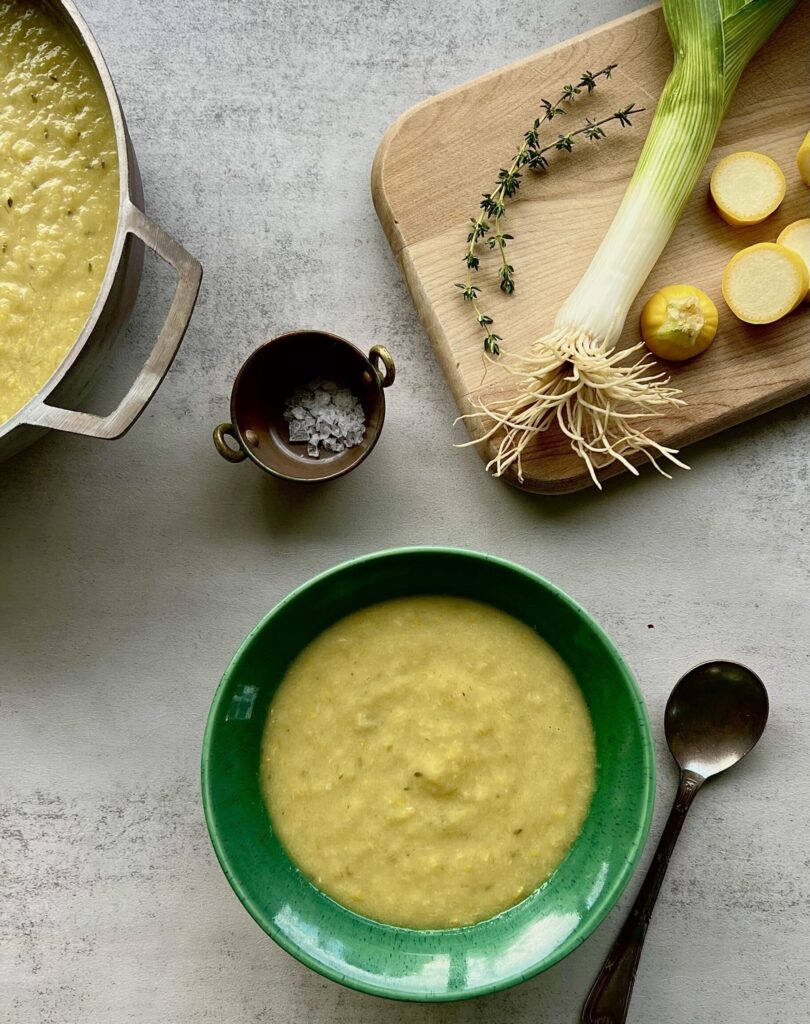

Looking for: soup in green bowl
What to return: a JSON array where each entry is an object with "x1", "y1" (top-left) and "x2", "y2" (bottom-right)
[{"x1": 201, "y1": 547, "x2": 655, "y2": 1002}]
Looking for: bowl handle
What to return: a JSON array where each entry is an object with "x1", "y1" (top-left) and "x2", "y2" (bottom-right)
[
  {"x1": 368, "y1": 345, "x2": 396, "y2": 388},
  {"x1": 22, "y1": 202, "x2": 202, "y2": 439}
]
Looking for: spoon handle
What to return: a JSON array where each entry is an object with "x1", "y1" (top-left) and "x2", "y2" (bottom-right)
[{"x1": 581, "y1": 768, "x2": 704, "y2": 1024}]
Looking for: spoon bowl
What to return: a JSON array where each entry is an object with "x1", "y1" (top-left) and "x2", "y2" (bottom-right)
[{"x1": 665, "y1": 660, "x2": 769, "y2": 779}]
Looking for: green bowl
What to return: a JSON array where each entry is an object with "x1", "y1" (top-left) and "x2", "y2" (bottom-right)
[{"x1": 202, "y1": 548, "x2": 655, "y2": 1002}]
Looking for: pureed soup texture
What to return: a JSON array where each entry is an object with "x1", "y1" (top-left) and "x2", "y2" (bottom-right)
[
  {"x1": 0, "y1": 0, "x2": 119, "y2": 425},
  {"x1": 261, "y1": 596, "x2": 596, "y2": 930}
]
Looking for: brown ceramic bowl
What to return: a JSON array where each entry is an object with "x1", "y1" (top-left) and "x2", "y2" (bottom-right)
[{"x1": 213, "y1": 331, "x2": 395, "y2": 482}]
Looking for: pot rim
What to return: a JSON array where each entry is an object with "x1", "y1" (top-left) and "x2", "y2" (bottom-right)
[{"x1": 0, "y1": 0, "x2": 136, "y2": 442}]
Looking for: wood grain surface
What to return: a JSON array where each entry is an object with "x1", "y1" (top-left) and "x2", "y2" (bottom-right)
[{"x1": 372, "y1": 2, "x2": 810, "y2": 493}]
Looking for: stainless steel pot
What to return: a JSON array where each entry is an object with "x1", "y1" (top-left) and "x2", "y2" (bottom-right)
[{"x1": 0, "y1": 0, "x2": 202, "y2": 462}]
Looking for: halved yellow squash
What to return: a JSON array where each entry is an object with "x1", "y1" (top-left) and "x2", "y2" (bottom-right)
[
  {"x1": 777, "y1": 219, "x2": 810, "y2": 301},
  {"x1": 722, "y1": 243, "x2": 808, "y2": 324},
  {"x1": 710, "y1": 151, "x2": 786, "y2": 226}
]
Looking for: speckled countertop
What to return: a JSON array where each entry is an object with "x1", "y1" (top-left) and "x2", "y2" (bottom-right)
[{"x1": 2, "y1": 1, "x2": 808, "y2": 1021}]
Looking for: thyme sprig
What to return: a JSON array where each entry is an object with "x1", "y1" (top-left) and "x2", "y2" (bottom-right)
[{"x1": 456, "y1": 64, "x2": 643, "y2": 354}]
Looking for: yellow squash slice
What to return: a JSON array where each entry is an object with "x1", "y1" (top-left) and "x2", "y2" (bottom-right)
[
  {"x1": 710, "y1": 151, "x2": 786, "y2": 225},
  {"x1": 798, "y1": 131, "x2": 810, "y2": 187},
  {"x1": 777, "y1": 219, "x2": 810, "y2": 301},
  {"x1": 722, "y1": 242, "x2": 809, "y2": 324}
]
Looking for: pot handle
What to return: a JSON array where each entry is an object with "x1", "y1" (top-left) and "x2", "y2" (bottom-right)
[
  {"x1": 213, "y1": 423, "x2": 247, "y2": 463},
  {"x1": 368, "y1": 345, "x2": 395, "y2": 387},
  {"x1": 23, "y1": 202, "x2": 202, "y2": 439}
]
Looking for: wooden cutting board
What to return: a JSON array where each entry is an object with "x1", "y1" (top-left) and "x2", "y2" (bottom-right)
[{"x1": 372, "y1": 2, "x2": 810, "y2": 493}]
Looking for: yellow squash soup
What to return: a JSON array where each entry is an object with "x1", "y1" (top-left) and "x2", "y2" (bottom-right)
[
  {"x1": 261, "y1": 596, "x2": 595, "y2": 929},
  {"x1": 0, "y1": 0, "x2": 119, "y2": 425}
]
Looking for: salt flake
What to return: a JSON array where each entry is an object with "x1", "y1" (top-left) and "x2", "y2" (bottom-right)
[{"x1": 283, "y1": 379, "x2": 366, "y2": 459}]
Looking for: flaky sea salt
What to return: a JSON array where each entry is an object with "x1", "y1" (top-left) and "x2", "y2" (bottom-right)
[{"x1": 283, "y1": 379, "x2": 366, "y2": 459}]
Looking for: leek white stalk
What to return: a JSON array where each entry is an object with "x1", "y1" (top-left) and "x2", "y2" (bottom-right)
[{"x1": 472, "y1": 0, "x2": 799, "y2": 487}]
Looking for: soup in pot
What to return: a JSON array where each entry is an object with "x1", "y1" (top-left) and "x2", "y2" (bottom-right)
[{"x1": 0, "y1": 0, "x2": 119, "y2": 425}]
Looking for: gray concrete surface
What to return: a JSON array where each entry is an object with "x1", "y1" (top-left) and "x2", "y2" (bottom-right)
[{"x1": 2, "y1": 1, "x2": 808, "y2": 1021}]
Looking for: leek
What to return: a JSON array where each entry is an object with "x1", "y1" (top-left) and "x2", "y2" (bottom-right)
[{"x1": 474, "y1": 0, "x2": 799, "y2": 487}]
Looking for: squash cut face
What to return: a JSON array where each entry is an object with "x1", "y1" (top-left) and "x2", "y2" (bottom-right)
[
  {"x1": 722, "y1": 243, "x2": 808, "y2": 324},
  {"x1": 710, "y1": 151, "x2": 786, "y2": 225}
]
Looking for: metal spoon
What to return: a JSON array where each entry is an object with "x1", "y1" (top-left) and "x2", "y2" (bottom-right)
[{"x1": 581, "y1": 660, "x2": 769, "y2": 1024}]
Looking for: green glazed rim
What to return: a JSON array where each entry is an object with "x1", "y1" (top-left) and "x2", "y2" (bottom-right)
[{"x1": 202, "y1": 547, "x2": 656, "y2": 1002}]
